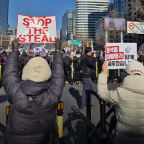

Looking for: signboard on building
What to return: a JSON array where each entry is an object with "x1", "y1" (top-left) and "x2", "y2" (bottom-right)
[
  {"x1": 17, "y1": 14, "x2": 57, "y2": 43},
  {"x1": 105, "y1": 43, "x2": 137, "y2": 69},
  {"x1": 71, "y1": 40, "x2": 81, "y2": 45},
  {"x1": 127, "y1": 21, "x2": 144, "y2": 34},
  {"x1": 104, "y1": 17, "x2": 125, "y2": 31}
]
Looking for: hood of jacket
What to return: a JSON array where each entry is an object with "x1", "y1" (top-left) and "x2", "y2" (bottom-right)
[
  {"x1": 122, "y1": 75, "x2": 144, "y2": 95},
  {"x1": 20, "y1": 80, "x2": 49, "y2": 96}
]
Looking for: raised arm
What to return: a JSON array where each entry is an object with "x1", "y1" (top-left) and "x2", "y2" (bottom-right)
[
  {"x1": 47, "y1": 51, "x2": 64, "y2": 102},
  {"x1": 98, "y1": 62, "x2": 119, "y2": 104},
  {"x1": 3, "y1": 39, "x2": 20, "y2": 104},
  {"x1": 45, "y1": 38, "x2": 64, "y2": 105},
  {"x1": 3, "y1": 51, "x2": 20, "y2": 104}
]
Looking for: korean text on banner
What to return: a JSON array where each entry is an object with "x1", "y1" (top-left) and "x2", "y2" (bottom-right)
[
  {"x1": 16, "y1": 15, "x2": 57, "y2": 43},
  {"x1": 105, "y1": 43, "x2": 137, "y2": 69}
]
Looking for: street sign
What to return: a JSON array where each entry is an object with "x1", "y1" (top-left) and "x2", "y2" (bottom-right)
[
  {"x1": 127, "y1": 21, "x2": 144, "y2": 34},
  {"x1": 71, "y1": 40, "x2": 81, "y2": 46}
]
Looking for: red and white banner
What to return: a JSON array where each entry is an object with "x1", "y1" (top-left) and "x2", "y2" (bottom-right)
[
  {"x1": 105, "y1": 43, "x2": 137, "y2": 69},
  {"x1": 16, "y1": 14, "x2": 57, "y2": 43},
  {"x1": 127, "y1": 21, "x2": 144, "y2": 34}
]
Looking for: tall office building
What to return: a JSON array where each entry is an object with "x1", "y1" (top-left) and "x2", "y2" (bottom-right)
[
  {"x1": 113, "y1": 0, "x2": 127, "y2": 16},
  {"x1": 7, "y1": 26, "x2": 16, "y2": 36},
  {"x1": 75, "y1": 0, "x2": 109, "y2": 40},
  {"x1": 62, "y1": 10, "x2": 74, "y2": 41},
  {"x1": 0, "y1": 0, "x2": 9, "y2": 34}
]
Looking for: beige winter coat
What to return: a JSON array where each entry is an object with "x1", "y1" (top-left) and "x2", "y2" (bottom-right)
[{"x1": 98, "y1": 72, "x2": 144, "y2": 137}]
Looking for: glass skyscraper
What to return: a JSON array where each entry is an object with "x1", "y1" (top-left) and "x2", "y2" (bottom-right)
[
  {"x1": 114, "y1": 0, "x2": 127, "y2": 16},
  {"x1": 75, "y1": 0, "x2": 109, "y2": 39},
  {"x1": 62, "y1": 10, "x2": 74, "y2": 41},
  {"x1": 0, "y1": 0, "x2": 9, "y2": 34}
]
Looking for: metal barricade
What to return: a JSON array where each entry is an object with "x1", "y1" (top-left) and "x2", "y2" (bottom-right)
[
  {"x1": 85, "y1": 89, "x2": 116, "y2": 143},
  {"x1": 0, "y1": 65, "x2": 1, "y2": 81},
  {"x1": 57, "y1": 101, "x2": 64, "y2": 144},
  {"x1": 63, "y1": 90, "x2": 116, "y2": 144}
]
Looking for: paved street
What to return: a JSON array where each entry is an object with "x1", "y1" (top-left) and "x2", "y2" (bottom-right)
[
  {"x1": 62, "y1": 83, "x2": 99, "y2": 144},
  {"x1": 0, "y1": 82, "x2": 118, "y2": 144}
]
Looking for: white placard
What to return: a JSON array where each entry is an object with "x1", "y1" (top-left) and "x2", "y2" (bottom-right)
[
  {"x1": 17, "y1": 14, "x2": 57, "y2": 43},
  {"x1": 105, "y1": 43, "x2": 137, "y2": 69},
  {"x1": 127, "y1": 21, "x2": 144, "y2": 34},
  {"x1": 33, "y1": 47, "x2": 44, "y2": 53}
]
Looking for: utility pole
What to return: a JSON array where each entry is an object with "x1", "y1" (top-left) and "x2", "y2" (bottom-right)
[
  {"x1": 120, "y1": 32, "x2": 123, "y2": 43},
  {"x1": 0, "y1": 35, "x2": 2, "y2": 47},
  {"x1": 105, "y1": 31, "x2": 108, "y2": 43},
  {"x1": 71, "y1": 33, "x2": 73, "y2": 52},
  {"x1": 83, "y1": 31, "x2": 84, "y2": 51}
]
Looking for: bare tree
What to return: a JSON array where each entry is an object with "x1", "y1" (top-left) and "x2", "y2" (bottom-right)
[
  {"x1": 128, "y1": 0, "x2": 144, "y2": 22},
  {"x1": 126, "y1": 0, "x2": 144, "y2": 49},
  {"x1": 61, "y1": 41, "x2": 69, "y2": 49}
]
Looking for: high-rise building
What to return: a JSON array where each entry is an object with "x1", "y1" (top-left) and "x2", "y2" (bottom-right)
[
  {"x1": 75, "y1": 0, "x2": 109, "y2": 40},
  {"x1": 57, "y1": 29, "x2": 62, "y2": 40},
  {"x1": 7, "y1": 26, "x2": 16, "y2": 36},
  {"x1": 62, "y1": 10, "x2": 74, "y2": 41},
  {"x1": 0, "y1": 0, "x2": 9, "y2": 34},
  {"x1": 113, "y1": 0, "x2": 127, "y2": 16}
]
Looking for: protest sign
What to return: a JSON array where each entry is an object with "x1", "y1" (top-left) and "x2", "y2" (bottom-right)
[
  {"x1": 17, "y1": 14, "x2": 57, "y2": 43},
  {"x1": 105, "y1": 43, "x2": 137, "y2": 69},
  {"x1": 33, "y1": 47, "x2": 44, "y2": 53},
  {"x1": 64, "y1": 47, "x2": 71, "y2": 52}
]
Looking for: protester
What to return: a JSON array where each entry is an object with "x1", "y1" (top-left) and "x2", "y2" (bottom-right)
[
  {"x1": 3, "y1": 38, "x2": 64, "y2": 144},
  {"x1": 138, "y1": 43, "x2": 144, "y2": 62},
  {"x1": 0, "y1": 48, "x2": 7, "y2": 66},
  {"x1": 80, "y1": 47, "x2": 97, "y2": 109},
  {"x1": 24, "y1": 50, "x2": 34, "y2": 65},
  {"x1": 0, "y1": 48, "x2": 7, "y2": 87},
  {"x1": 98, "y1": 61, "x2": 144, "y2": 144},
  {"x1": 61, "y1": 49, "x2": 66, "y2": 58},
  {"x1": 19, "y1": 51, "x2": 27, "y2": 70},
  {"x1": 73, "y1": 50, "x2": 82, "y2": 85},
  {"x1": 63, "y1": 51, "x2": 73, "y2": 86}
]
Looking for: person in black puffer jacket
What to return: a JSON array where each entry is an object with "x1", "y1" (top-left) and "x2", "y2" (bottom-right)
[
  {"x1": 3, "y1": 38, "x2": 64, "y2": 144},
  {"x1": 80, "y1": 47, "x2": 97, "y2": 109}
]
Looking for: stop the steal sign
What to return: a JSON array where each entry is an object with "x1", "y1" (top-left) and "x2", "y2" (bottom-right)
[{"x1": 16, "y1": 14, "x2": 57, "y2": 43}]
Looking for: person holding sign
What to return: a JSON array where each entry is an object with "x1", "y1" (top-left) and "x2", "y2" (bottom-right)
[
  {"x1": 3, "y1": 38, "x2": 64, "y2": 144},
  {"x1": 98, "y1": 61, "x2": 144, "y2": 144}
]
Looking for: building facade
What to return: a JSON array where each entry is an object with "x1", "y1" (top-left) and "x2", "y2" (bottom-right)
[
  {"x1": 62, "y1": 10, "x2": 74, "y2": 41},
  {"x1": 7, "y1": 26, "x2": 16, "y2": 36},
  {"x1": 0, "y1": 0, "x2": 9, "y2": 34},
  {"x1": 75, "y1": 0, "x2": 109, "y2": 40},
  {"x1": 113, "y1": 0, "x2": 127, "y2": 16}
]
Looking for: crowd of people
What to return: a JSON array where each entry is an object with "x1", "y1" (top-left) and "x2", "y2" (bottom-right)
[{"x1": 0, "y1": 39, "x2": 144, "y2": 144}]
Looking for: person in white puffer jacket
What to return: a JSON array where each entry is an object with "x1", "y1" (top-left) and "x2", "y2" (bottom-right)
[{"x1": 98, "y1": 61, "x2": 144, "y2": 144}]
